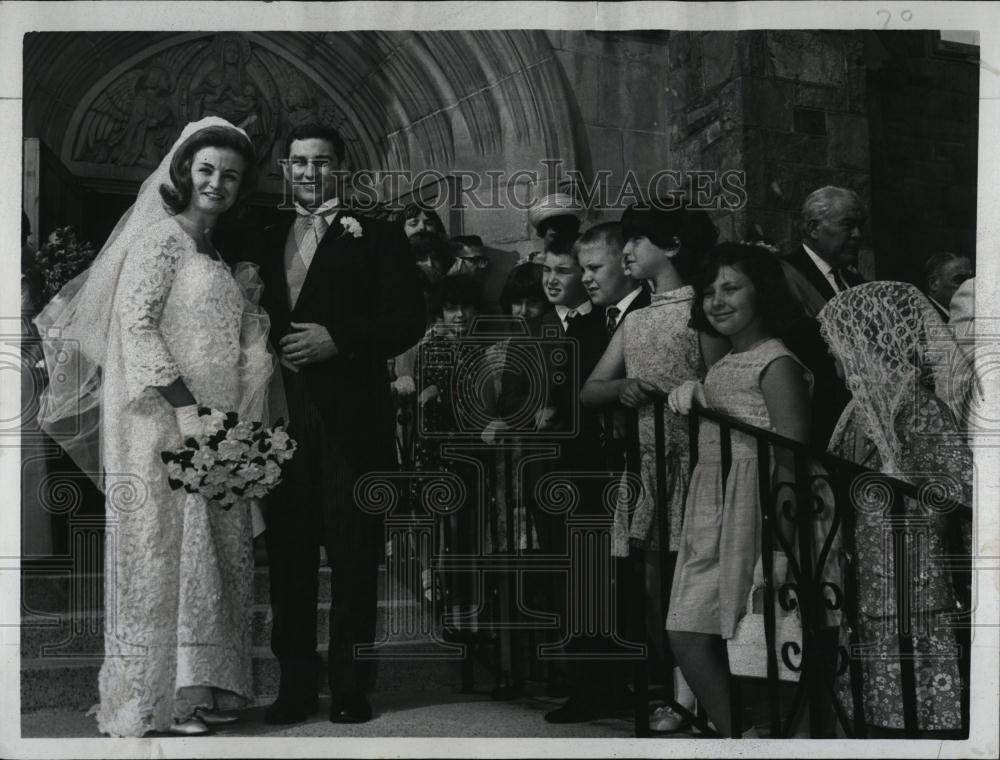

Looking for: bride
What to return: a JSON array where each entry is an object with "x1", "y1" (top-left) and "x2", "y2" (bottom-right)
[{"x1": 35, "y1": 117, "x2": 274, "y2": 736}]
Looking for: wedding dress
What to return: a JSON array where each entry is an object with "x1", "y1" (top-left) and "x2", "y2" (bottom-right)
[{"x1": 36, "y1": 117, "x2": 273, "y2": 736}]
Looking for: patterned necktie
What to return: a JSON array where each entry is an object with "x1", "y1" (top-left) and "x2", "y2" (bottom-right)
[
  {"x1": 295, "y1": 212, "x2": 329, "y2": 270},
  {"x1": 287, "y1": 213, "x2": 329, "y2": 310},
  {"x1": 606, "y1": 306, "x2": 621, "y2": 337}
]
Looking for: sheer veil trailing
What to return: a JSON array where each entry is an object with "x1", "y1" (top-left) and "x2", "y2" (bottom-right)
[
  {"x1": 34, "y1": 116, "x2": 272, "y2": 490},
  {"x1": 817, "y1": 280, "x2": 964, "y2": 475}
]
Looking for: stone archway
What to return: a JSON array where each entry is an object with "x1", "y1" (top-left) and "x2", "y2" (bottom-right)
[{"x1": 27, "y1": 31, "x2": 584, "y2": 245}]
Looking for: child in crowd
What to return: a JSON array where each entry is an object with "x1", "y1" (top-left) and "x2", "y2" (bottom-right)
[
  {"x1": 666, "y1": 242, "x2": 813, "y2": 737},
  {"x1": 500, "y1": 260, "x2": 550, "y2": 323},
  {"x1": 581, "y1": 202, "x2": 725, "y2": 731},
  {"x1": 412, "y1": 275, "x2": 489, "y2": 610}
]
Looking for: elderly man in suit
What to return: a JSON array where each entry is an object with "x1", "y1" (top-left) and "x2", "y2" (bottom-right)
[
  {"x1": 258, "y1": 123, "x2": 426, "y2": 725},
  {"x1": 780, "y1": 186, "x2": 868, "y2": 448},
  {"x1": 922, "y1": 251, "x2": 973, "y2": 321},
  {"x1": 782, "y1": 186, "x2": 868, "y2": 315}
]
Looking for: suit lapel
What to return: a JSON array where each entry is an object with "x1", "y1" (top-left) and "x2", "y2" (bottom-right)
[
  {"x1": 789, "y1": 246, "x2": 837, "y2": 302},
  {"x1": 292, "y1": 209, "x2": 356, "y2": 315},
  {"x1": 611, "y1": 286, "x2": 652, "y2": 335},
  {"x1": 263, "y1": 216, "x2": 295, "y2": 318},
  {"x1": 540, "y1": 309, "x2": 564, "y2": 337}
]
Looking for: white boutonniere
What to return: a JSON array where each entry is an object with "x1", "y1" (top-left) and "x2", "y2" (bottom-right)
[{"x1": 340, "y1": 216, "x2": 363, "y2": 239}]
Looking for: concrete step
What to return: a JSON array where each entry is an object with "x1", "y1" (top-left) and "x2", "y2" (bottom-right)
[
  {"x1": 21, "y1": 640, "x2": 489, "y2": 713},
  {"x1": 22, "y1": 563, "x2": 421, "y2": 614},
  {"x1": 21, "y1": 687, "x2": 642, "y2": 739},
  {"x1": 21, "y1": 597, "x2": 443, "y2": 658},
  {"x1": 19, "y1": 559, "x2": 506, "y2": 714}
]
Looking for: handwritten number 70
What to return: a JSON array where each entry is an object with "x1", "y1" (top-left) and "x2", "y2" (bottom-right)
[{"x1": 878, "y1": 9, "x2": 914, "y2": 28}]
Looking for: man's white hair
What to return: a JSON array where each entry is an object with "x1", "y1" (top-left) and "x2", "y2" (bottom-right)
[{"x1": 800, "y1": 186, "x2": 865, "y2": 230}]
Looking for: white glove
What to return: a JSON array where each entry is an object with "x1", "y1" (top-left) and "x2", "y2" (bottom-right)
[
  {"x1": 174, "y1": 404, "x2": 225, "y2": 439},
  {"x1": 481, "y1": 418, "x2": 510, "y2": 445},
  {"x1": 534, "y1": 406, "x2": 557, "y2": 431},
  {"x1": 667, "y1": 380, "x2": 706, "y2": 416},
  {"x1": 418, "y1": 385, "x2": 440, "y2": 407},
  {"x1": 249, "y1": 498, "x2": 266, "y2": 538},
  {"x1": 391, "y1": 375, "x2": 416, "y2": 398}
]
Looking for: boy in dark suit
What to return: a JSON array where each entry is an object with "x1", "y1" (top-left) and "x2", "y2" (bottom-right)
[{"x1": 544, "y1": 222, "x2": 648, "y2": 724}]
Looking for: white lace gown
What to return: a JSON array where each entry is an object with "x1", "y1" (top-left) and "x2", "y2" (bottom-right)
[{"x1": 96, "y1": 217, "x2": 266, "y2": 736}]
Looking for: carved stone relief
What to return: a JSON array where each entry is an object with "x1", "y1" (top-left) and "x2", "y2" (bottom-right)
[{"x1": 71, "y1": 33, "x2": 345, "y2": 178}]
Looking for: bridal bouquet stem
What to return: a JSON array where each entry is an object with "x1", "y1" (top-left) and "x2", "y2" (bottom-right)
[{"x1": 161, "y1": 408, "x2": 297, "y2": 509}]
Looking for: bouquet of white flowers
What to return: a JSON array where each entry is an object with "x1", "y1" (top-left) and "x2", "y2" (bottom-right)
[{"x1": 160, "y1": 409, "x2": 297, "y2": 509}]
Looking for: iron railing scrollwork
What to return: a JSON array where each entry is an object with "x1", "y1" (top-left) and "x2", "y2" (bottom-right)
[{"x1": 671, "y1": 402, "x2": 972, "y2": 739}]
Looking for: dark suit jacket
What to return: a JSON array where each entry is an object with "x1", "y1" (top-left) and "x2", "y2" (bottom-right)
[
  {"x1": 781, "y1": 246, "x2": 865, "y2": 450},
  {"x1": 784, "y1": 245, "x2": 865, "y2": 305},
  {"x1": 257, "y1": 209, "x2": 427, "y2": 470},
  {"x1": 560, "y1": 307, "x2": 606, "y2": 443}
]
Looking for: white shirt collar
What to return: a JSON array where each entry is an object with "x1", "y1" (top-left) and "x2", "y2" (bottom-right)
[
  {"x1": 609, "y1": 287, "x2": 643, "y2": 324},
  {"x1": 555, "y1": 300, "x2": 592, "y2": 328},
  {"x1": 295, "y1": 197, "x2": 340, "y2": 221}
]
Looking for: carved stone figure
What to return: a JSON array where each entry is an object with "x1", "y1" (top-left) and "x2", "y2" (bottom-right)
[{"x1": 110, "y1": 66, "x2": 177, "y2": 168}]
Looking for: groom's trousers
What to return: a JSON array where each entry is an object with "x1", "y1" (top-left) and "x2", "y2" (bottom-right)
[{"x1": 265, "y1": 367, "x2": 383, "y2": 702}]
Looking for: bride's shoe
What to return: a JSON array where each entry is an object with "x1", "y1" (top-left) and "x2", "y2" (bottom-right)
[
  {"x1": 194, "y1": 707, "x2": 240, "y2": 726},
  {"x1": 167, "y1": 717, "x2": 210, "y2": 736}
]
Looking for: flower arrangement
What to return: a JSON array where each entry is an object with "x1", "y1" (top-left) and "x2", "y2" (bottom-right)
[
  {"x1": 24, "y1": 226, "x2": 99, "y2": 306},
  {"x1": 160, "y1": 409, "x2": 297, "y2": 509},
  {"x1": 340, "y1": 216, "x2": 363, "y2": 238}
]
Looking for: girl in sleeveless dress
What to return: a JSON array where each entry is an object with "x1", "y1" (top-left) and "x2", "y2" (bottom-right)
[
  {"x1": 581, "y1": 203, "x2": 726, "y2": 730},
  {"x1": 666, "y1": 243, "x2": 813, "y2": 737}
]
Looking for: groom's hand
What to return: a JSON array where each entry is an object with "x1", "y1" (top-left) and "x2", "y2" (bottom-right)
[{"x1": 281, "y1": 322, "x2": 338, "y2": 366}]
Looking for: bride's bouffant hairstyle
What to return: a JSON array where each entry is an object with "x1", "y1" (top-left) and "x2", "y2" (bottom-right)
[{"x1": 159, "y1": 126, "x2": 258, "y2": 214}]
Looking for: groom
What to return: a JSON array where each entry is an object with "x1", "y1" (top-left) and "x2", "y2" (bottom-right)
[{"x1": 257, "y1": 123, "x2": 426, "y2": 724}]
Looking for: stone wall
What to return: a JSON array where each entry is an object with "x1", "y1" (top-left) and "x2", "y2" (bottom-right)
[
  {"x1": 548, "y1": 30, "x2": 875, "y2": 256},
  {"x1": 865, "y1": 31, "x2": 979, "y2": 282},
  {"x1": 546, "y1": 30, "x2": 745, "y2": 244},
  {"x1": 547, "y1": 29, "x2": 977, "y2": 282},
  {"x1": 737, "y1": 31, "x2": 872, "y2": 261}
]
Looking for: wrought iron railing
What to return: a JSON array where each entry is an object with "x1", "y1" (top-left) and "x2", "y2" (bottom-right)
[
  {"x1": 672, "y1": 401, "x2": 972, "y2": 739},
  {"x1": 375, "y1": 385, "x2": 971, "y2": 738}
]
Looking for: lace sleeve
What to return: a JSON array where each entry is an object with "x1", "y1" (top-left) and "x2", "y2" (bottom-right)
[{"x1": 116, "y1": 227, "x2": 188, "y2": 403}]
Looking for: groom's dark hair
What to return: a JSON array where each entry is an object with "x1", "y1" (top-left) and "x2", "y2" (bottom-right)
[
  {"x1": 285, "y1": 123, "x2": 346, "y2": 163},
  {"x1": 160, "y1": 126, "x2": 258, "y2": 214}
]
